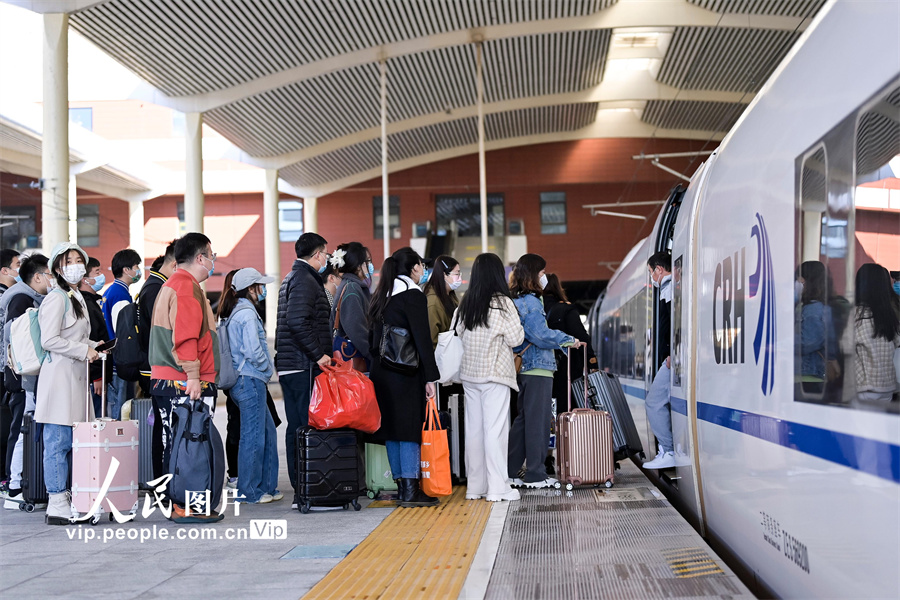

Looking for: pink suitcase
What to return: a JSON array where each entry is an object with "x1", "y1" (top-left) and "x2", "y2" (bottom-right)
[
  {"x1": 556, "y1": 348, "x2": 615, "y2": 490},
  {"x1": 72, "y1": 353, "x2": 140, "y2": 523}
]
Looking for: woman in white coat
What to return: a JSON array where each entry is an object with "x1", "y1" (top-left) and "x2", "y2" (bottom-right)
[
  {"x1": 34, "y1": 243, "x2": 100, "y2": 525},
  {"x1": 454, "y1": 253, "x2": 525, "y2": 502}
]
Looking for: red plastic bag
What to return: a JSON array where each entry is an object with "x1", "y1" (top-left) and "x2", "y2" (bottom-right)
[
  {"x1": 421, "y1": 396, "x2": 452, "y2": 497},
  {"x1": 309, "y1": 356, "x2": 381, "y2": 433}
]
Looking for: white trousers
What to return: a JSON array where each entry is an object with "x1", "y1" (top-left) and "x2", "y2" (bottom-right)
[{"x1": 462, "y1": 381, "x2": 511, "y2": 496}]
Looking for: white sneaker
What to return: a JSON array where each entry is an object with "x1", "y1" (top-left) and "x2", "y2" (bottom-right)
[
  {"x1": 486, "y1": 489, "x2": 520, "y2": 502},
  {"x1": 4, "y1": 498, "x2": 20, "y2": 510},
  {"x1": 465, "y1": 491, "x2": 485, "y2": 500},
  {"x1": 523, "y1": 478, "x2": 558, "y2": 489},
  {"x1": 257, "y1": 494, "x2": 274, "y2": 504},
  {"x1": 510, "y1": 478, "x2": 527, "y2": 488},
  {"x1": 226, "y1": 477, "x2": 238, "y2": 489},
  {"x1": 643, "y1": 448, "x2": 676, "y2": 469},
  {"x1": 291, "y1": 502, "x2": 298, "y2": 510},
  {"x1": 270, "y1": 491, "x2": 284, "y2": 502}
]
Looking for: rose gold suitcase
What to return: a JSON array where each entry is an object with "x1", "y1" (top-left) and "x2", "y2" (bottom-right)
[
  {"x1": 71, "y1": 354, "x2": 140, "y2": 523},
  {"x1": 556, "y1": 348, "x2": 615, "y2": 490}
]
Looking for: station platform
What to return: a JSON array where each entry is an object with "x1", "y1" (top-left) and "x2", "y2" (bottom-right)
[{"x1": 0, "y1": 398, "x2": 753, "y2": 599}]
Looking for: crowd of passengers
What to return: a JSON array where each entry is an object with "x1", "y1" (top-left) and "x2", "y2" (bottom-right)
[{"x1": 0, "y1": 233, "x2": 896, "y2": 525}]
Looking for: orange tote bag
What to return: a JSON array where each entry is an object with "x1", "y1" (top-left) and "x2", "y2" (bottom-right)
[{"x1": 420, "y1": 396, "x2": 452, "y2": 497}]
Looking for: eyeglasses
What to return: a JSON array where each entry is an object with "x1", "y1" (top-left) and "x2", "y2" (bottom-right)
[{"x1": 202, "y1": 253, "x2": 217, "y2": 262}]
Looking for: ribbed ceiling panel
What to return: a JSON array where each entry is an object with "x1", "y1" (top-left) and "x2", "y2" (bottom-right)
[
  {"x1": 70, "y1": 0, "x2": 615, "y2": 97},
  {"x1": 642, "y1": 100, "x2": 746, "y2": 132},
  {"x1": 855, "y1": 85, "x2": 900, "y2": 178},
  {"x1": 206, "y1": 32, "x2": 610, "y2": 158},
  {"x1": 689, "y1": 0, "x2": 826, "y2": 17},
  {"x1": 280, "y1": 103, "x2": 598, "y2": 187},
  {"x1": 658, "y1": 27, "x2": 800, "y2": 93}
]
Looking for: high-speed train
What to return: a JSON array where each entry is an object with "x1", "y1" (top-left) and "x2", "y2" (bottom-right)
[{"x1": 588, "y1": 1, "x2": 899, "y2": 597}]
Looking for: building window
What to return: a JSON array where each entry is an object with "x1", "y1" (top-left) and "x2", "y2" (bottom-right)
[
  {"x1": 69, "y1": 107, "x2": 93, "y2": 131},
  {"x1": 279, "y1": 200, "x2": 303, "y2": 242},
  {"x1": 435, "y1": 194, "x2": 505, "y2": 237},
  {"x1": 77, "y1": 204, "x2": 100, "y2": 247},
  {"x1": 373, "y1": 196, "x2": 400, "y2": 239},
  {"x1": 0, "y1": 207, "x2": 38, "y2": 251},
  {"x1": 540, "y1": 192, "x2": 567, "y2": 234}
]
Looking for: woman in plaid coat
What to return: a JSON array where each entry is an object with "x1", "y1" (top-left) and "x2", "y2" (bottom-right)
[{"x1": 854, "y1": 263, "x2": 900, "y2": 403}]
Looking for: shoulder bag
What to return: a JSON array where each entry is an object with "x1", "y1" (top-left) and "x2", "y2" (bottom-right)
[
  {"x1": 379, "y1": 313, "x2": 419, "y2": 375},
  {"x1": 434, "y1": 312, "x2": 462, "y2": 384}
]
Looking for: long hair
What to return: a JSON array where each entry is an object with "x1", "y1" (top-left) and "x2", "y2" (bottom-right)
[
  {"x1": 543, "y1": 273, "x2": 569, "y2": 303},
  {"x1": 798, "y1": 261, "x2": 827, "y2": 305},
  {"x1": 458, "y1": 253, "x2": 511, "y2": 330},
  {"x1": 51, "y1": 251, "x2": 86, "y2": 320},
  {"x1": 369, "y1": 247, "x2": 422, "y2": 325},
  {"x1": 217, "y1": 269, "x2": 254, "y2": 320},
  {"x1": 510, "y1": 253, "x2": 546, "y2": 298},
  {"x1": 856, "y1": 263, "x2": 900, "y2": 342},
  {"x1": 423, "y1": 254, "x2": 459, "y2": 318}
]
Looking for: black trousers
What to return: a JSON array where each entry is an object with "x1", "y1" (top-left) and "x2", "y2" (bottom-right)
[
  {"x1": 5, "y1": 391, "x2": 25, "y2": 480},
  {"x1": 225, "y1": 392, "x2": 240, "y2": 479}
]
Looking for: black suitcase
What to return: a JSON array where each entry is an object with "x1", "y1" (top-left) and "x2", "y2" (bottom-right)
[
  {"x1": 294, "y1": 427, "x2": 361, "y2": 514},
  {"x1": 573, "y1": 372, "x2": 644, "y2": 460},
  {"x1": 132, "y1": 397, "x2": 154, "y2": 489},
  {"x1": 447, "y1": 392, "x2": 466, "y2": 484},
  {"x1": 20, "y1": 412, "x2": 47, "y2": 511}
]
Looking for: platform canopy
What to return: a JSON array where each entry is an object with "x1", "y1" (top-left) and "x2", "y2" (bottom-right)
[{"x1": 7, "y1": 0, "x2": 826, "y2": 197}]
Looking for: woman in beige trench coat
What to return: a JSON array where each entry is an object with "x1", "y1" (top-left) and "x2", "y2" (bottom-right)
[{"x1": 34, "y1": 243, "x2": 100, "y2": 525}]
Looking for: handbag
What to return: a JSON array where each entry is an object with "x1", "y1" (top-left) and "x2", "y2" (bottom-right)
[
  {"x1": 309, "y1": 356, "x2": 381, "y2": 433},
  {"x1": 420, "y1": 396, "x2": 451, "y2": 497},
  {"x1": 379, "y1": 318, "x2": 419, "y2": 375},
  {"x1": 434, "y1": 313, "x2": 462, "y2": 384},
  {"x1": 514, "y1": 343, "x2": 533, "y2": 373},
  {"x1": 333, "y1": 286, "x2": 368, "y2": 372}
]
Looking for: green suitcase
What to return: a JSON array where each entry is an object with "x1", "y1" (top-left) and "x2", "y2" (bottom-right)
[{"x1": 365, "y1": 443, "x2": 397, "y2": 499}]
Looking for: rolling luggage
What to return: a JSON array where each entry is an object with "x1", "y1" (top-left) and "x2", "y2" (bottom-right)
[
  {"x1": 295, "y1": 427, "x2": 361, "y2": 513},
  {"x1": 573, "y1": 371, "x2": 644, "y2": 460},
  {"x1": 71, "y1": 354, "x2": 140, "y2": 523},
  {"x1": 446, "y1": 390, "x2": 466, "y2": 484},
  {"x1": 19, "y1": 411, "x2": 47, "y2": 512},
  {"x1": 556, "y1": 348, "x2": 615, "y2": 490},
  {"x1": 365, "y1": 442, "x2": 397, "y2": 499},
  {"x1": 131, "y1": 397, "x2": 154, "y2": 489}
]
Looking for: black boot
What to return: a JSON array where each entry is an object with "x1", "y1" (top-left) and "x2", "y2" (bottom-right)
[{"x1": 398, "y1": 478, "x2": 439, "y2": 507}]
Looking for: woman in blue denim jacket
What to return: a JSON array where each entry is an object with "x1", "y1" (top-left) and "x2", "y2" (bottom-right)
[
  {"x1": 508, "y1": 254, "x2": 583, "y2": 488},
  {"x1": 219, "y1": 267, "x2": 281, "y2": 504},
  {"x1": 795, "y1": 261, "x2": 836, "y2": 397}
]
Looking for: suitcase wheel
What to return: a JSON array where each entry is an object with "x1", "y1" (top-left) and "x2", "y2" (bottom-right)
[
  {"x1": 553, "y1": 481, "x2": 562, "y2": 489},
  {"x1": 22, "y1": 503, "x2": 34, "y2": 513},
  {"x1": 565, "y1": 483, "x2": 574, "y2": 491},
  {"x1": 299, "y1": 502, "x2": 311, "y2": 514},
  {"x1": 605, "y1": 480, "x2": 613, "y2": 488},
  {"x1": 90, "y1": 514, "x2": 102, "y2": 526},
  {"x1": 367, "y1": 491, "x2": 376, "y2": 499},
  {"x1": 352, "y1": 499, "x2": 361, "y2": 511},
  {"x1": 343, "y1": 503, "x2": 349, "y2": 510}
]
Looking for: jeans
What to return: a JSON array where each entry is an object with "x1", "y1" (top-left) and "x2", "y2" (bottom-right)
[
  {"x1": 646, "y1": 364, "x2": 673, "y2": 453},
  {"x1": 507, "y1": 374, "x2": 553, "y2": 483},
  {"x1": 280, "y1": 369, "x2": 316, "y2": 491},
  {"x1": 106, "y1": 374, "x2": 134, "y2": 420},
  {"x1": 232, "y1": 376, "x2": 278, "y2": 502},
  {"x1": 43, "y1": 423, "x2": 72, "y2": 495},
  {"x1": 463, "y1": 381, "x2": 511, "y2": 496},
  {"x1": 385, "y1": 440, "x2": 420, "y2": 479}
]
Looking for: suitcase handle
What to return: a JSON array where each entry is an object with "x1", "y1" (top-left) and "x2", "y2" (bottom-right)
[
  {"x1": 85, "y1": 352, "x2": 108, "y2": 420},
  {"x1": 566, "y1": 346, "x2": 589, "y2": 413}
]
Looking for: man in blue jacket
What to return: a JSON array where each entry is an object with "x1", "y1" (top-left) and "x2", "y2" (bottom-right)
[{"x1": 102, "y1": 248, "x2": 142, "y2": 420}]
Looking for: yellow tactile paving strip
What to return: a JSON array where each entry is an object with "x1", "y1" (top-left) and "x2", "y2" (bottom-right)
[{"x1": 303, "y1": 487, "x2": 491, "y2": 600}]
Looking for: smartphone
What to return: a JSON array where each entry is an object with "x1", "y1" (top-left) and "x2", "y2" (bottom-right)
[{"x1": 95, "y1": 339, "x2": 117, "y2": 353}]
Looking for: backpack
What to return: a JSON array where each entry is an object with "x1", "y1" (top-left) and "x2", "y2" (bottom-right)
[
  {"x1": 216, "y1": 303, "x2": 255, "y2": 391},
  {"x1": 7, "y1": 289, "x2": 69, "y2": 376},
  {"x1": 167, "y1": 399, "x2": 225, "y2": 512},
  {"x1": 112, "y1": 302, "x2": 144, "y2": 382}
]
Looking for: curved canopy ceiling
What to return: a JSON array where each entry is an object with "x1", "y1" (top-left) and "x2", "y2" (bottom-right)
[{"x1": 18, "y1": 0, "x2": 827, "y2": 196}]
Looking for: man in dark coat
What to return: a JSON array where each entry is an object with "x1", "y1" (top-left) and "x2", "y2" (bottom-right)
[{"x1": 275, "y1": 232, "x2": 332, "y2": 500}]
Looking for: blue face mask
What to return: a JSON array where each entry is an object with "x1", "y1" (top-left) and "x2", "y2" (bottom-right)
[
  {"x1": 318, "y1": 263, "x2": 327, "y2": 274},
  {"x1": 421, "y1": 268, "x2": 430, "y2": 284},
  {"x1": 894, "y1": 281, "x2": 900, "y2": 296},
  {"x1": 258, "y1": 285, "x2": 267, "y2": 301},
  {"x1": 367, "y1": 262, "x2": 375, "y2": 276},
  {"x1": 91, "y1": 273, "x2": 106, "y2": 292},
  {"x1": 14, "y1": 275, "x2": 22, "y2": 284}
]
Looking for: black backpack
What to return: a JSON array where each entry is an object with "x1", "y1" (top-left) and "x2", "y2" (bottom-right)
[{"x1": 112, "y1": 302, "x2": 145, "y2": 382}]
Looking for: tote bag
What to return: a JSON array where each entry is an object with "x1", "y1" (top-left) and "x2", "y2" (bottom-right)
[
  {"x1": 435, "y1": 314, "x2": 462, "y2": 384},
  {"x1": 421, "y1": 396, "x2": 452, "y2": 496}
]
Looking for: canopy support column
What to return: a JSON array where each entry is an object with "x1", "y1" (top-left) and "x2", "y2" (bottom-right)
[
  {"x1": 184, "y1": 112, "x2": 204, "y2": 233},
  {"x1": 42, "y1": 13, "x2": 70, "y2": 254},
  {"x1": 380, "y1": 60, "x2": 390, "y2": 262},
  {"x1": 263, "y1": 169, "x2": 281, "y2": 338},
  {"x1": 476, "y1": 41, "x2": 488, "y2": 254}
]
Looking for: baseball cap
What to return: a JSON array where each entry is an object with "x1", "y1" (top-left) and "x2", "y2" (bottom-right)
[
  {"x1": 232, "y1": 267, "x2": 275, "y2": 291},
  {"x1": 49, "y1": 242, "x2": 89, "y2": 268}
]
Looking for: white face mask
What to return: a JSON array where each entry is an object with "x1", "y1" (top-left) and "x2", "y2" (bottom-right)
[
  {"x1": 539, "y1": 274, "x2": 549, "y2": 289},
  {"x1": 62, "y1": 264, "x2": 86, "y2": 285},
  {"x1": 449, "y1": 279, "x2": 463, "y2": 291}
]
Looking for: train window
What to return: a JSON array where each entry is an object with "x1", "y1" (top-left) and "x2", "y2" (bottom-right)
[{"x1": 601, "y1": 291, "x2": 647, "y2": 380}]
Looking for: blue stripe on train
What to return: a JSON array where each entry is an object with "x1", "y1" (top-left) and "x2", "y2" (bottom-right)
[{"x1": 618, "y1": 383, "x2": 900, "y2": 483}]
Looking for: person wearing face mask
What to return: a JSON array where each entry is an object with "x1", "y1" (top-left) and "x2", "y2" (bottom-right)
[
  {"x1": 34, "y1": 243, "x2": 102, "y2": 524},
  {"x1": 0, "y1": 249, "x2": 22, "y2": 297},
  {"x1": 218, "y1": 267, "x2": 279, "y2": 504},
  {"x1": 78, "y1": 257, "x2": 111, "y2": 418},
  {"x1": 508, "y1": 254, "x2": 582, "y2": 489},
  {"x1": 642, "y1": 251, "x2": 677, "y2": 469},
  {"x1": 368, "y1": 247, "x2": 441, "y2": 507},
  {"x1": 0, "y1": 253, "x2": 50, "y2": 510},
  {"x1": 330, "y1": 242, "x2": 374, "y2": 370},
  {"x1": 321, "y1": 263, "x2": 342, "y2": 309},
  {"x1": 423, "y1": 255, "x2": 462, "y2": 349},
  {"x1": 275, "y1": 232, "x2": 333, "y2": 505},
  {"x1": 101, "y1": 248, "x2": 143, "y2": 420}
]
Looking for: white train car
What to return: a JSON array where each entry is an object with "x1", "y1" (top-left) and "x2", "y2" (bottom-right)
[{"x1": 591, "y1": 0, "x2": 900, "y2": 596}]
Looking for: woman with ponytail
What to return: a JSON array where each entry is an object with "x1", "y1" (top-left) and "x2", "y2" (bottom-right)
[
  {"x1": 368, "y1": 247, "x2": 441, "y2": 507},
  {"x1": 34, "y1": 243, "x2": 101, "y2": 525}
]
